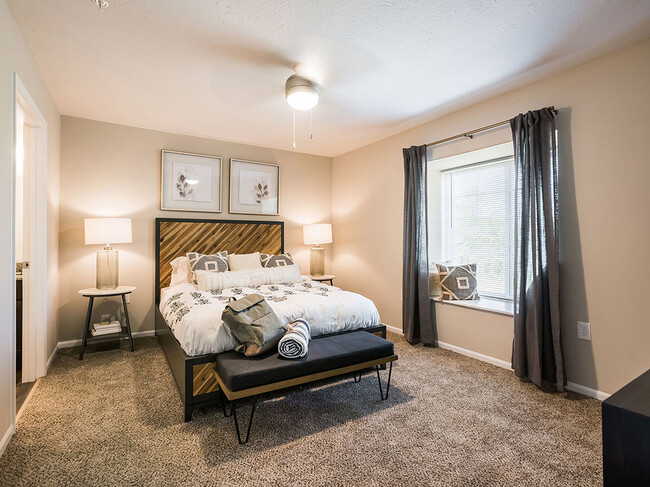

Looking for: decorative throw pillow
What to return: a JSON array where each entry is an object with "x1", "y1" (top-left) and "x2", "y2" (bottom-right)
[
  {"x1": 195, "y1": 265, "x2": 301, "y2": 292},
  {"x1": 429, "y1": 271, "x2": 442, "y2": 298},
  {"x1": 436, "y1": 263, "x2": 479, "y2": 301},
  {"x1": 227, "y1": 252, "x2": 263, "y2": 271},
  {"x1": 169, "y1": 256, "x2": 193, "y2": 286},
  {"x1": 186, "y1": 251, "x2": 228, "y2": 283},
  {"x1": 260, "y1": 252, "x2": 295, "y2": 268},
  {"x1": 429, "y1": 261, "x2": 450, "y2": 298}
]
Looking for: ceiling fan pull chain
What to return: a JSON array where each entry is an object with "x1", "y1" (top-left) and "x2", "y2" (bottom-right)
[
  {"x1": 310, "y1": 108, "x2": 313, "y2": 140},
  {"x1": 292, "y1": 108, "x2": 296, "y2": 150}
]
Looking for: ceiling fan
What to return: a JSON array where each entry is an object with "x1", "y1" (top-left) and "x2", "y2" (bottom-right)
[
  {"x1": 91, "y1": 0, "x2": 109, "y2": 11},
  {"x1": 285, "y1": 63, "x2": 320, "y2": 149}
]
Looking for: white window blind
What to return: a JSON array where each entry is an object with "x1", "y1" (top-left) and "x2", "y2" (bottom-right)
[{"x1": 442, "y1": 158, "x2": 515, "y2": 299}]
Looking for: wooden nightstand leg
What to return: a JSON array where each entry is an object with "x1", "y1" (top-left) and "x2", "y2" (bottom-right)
[
  {"x1": 79, "y1": 297, "x2": 94, "y2": 360},
  {"x1": 121, "y1": 294, "x2": 135, "y2": 352}
]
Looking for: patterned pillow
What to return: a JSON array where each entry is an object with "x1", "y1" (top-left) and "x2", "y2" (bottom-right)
[
  {"x1": 186, "y1": 251, "x2": 228, "y2": 283},
  {"x1": 436, "y1": 263, "x2": 479, "y2": 301},
  {"x1": 429, "y1": 271, "x2": 442, "y2": 298},
  {"x1": 227, "y1": 252, "x2": 263, "y2": 271},
  {"x1": 260, "y1": 252, "x2": 295, "y2": 268}
]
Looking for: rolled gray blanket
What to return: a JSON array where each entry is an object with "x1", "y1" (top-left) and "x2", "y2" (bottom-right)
[{"x1": 278, "y1": 319, "x2": 311, "y2": 359}]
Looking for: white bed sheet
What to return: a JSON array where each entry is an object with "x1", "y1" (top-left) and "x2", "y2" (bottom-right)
[{"x1": 159, "y1": 281, "x2": 381, "y2": 356}]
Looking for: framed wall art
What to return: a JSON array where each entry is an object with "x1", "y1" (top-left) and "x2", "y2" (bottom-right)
[
  {"x1": 229, "y1": 159, "x2": 279, "y2": 215},
  {"x1": 161, "y1": 150, "x2": 222, "y2": 212}
]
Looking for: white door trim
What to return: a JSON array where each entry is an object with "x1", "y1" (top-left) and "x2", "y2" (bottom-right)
[{"x1": 11, "y1": 73, "x2": 49, "y2": 432}]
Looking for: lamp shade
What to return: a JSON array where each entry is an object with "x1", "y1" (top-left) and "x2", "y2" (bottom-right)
[
  {"x1": 303, "y1": 223, "x2": 332, "y2": 245},
  {"x1": 84, "y1": 218, "x2": 132, "y2": 246}
]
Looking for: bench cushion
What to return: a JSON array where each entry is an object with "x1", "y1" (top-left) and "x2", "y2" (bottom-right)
[{"x1": 216, "y1": 331, "x2": 394, "y2": 392}]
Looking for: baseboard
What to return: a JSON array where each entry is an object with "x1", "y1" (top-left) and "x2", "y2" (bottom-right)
[
  {"x1": 46, "y1": 346, "x2": 57, "y2": 371},
  {"x1": 57, "y1": 330, "x2": 156, "y2": 349},
  {"x1": 384, "y1": 324, "x2": 403, "y2": 335},
  {"x1": 131, "y1": 330, "x2": 157, "y2": 339},
  {"x1": 436, "y1": 340, "x2": 610, "y2": 400},
  {"x1": 0, "y1": 425, "x2": 14, "y2": 458},
  {"x1": 566, "y1": 381, "x2": 611, "y2": 401},
  {"x1": 436, "y1": 340, "x2": 512, "y2": 370}
]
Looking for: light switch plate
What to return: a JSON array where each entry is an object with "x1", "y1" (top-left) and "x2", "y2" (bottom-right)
[{"x1": 577, "y1": 321, "x2": 591, "y2": 341}]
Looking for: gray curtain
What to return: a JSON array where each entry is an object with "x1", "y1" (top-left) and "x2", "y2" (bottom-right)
[
  {"x1": 402, "y1": 145, "x2": 436, "y2": 345},
  {"x1": 510, "y1": 108, "x2": 566, "y2": 390}
]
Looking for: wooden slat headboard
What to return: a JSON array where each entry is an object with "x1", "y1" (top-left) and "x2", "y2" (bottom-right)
[{"x1": 155, "y1": 218, "x2": 284, "y2": 302}]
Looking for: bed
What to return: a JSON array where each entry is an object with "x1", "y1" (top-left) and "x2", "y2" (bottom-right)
[{"x1": 154, "y1": 217, "x2": 387, "y2": 421}]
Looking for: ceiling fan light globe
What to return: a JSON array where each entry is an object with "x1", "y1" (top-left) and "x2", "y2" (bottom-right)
[
  {"x1": 287, "y1": 89, "x2": 319, "y2": 111},
  {"x1": 285, "y1": 74, "x2": 319, "y2": 111}
]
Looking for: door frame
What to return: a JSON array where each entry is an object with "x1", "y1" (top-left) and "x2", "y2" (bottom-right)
[{"x1": 10, "y1": 73, "x2": 49, "y2": 427}]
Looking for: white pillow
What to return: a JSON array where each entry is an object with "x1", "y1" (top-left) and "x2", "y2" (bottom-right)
[
  {"x1": 195, "y1": 265, "x2": 301, "y2": 291},
  {"x1": 227, "y1": 252, "x2": 263, "y2": 271},
  {"x1": 169, "y1": 256, "x2": 193, "y2": 286}
]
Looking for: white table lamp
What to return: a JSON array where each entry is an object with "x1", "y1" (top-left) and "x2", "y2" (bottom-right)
[
  {"x1": 303, "y1": 223, "x2": 332, "y2": 277},
  {"x1": 84, "y1": 218, "x2": 132, "y2": 290}
]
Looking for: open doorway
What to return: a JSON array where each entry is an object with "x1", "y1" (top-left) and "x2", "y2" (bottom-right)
[
  {"x1": 11, "y1": 73, "x2": 49, "y2": 423},
  {"x1": 14, "y1": 105, "x2": 33, "y2": 412}
]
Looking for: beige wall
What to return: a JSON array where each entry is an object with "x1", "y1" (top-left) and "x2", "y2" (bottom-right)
[
  {"x1": 0, "y1": 0, "x2": 60, "y2": 443},
  {"x1": 333, "y1": 38, "x2": 650, "y2": 395},
  {"x1": 59, "y1": 116, "x2": 332, "y2": 341}
]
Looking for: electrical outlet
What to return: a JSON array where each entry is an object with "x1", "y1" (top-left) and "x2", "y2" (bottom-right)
[
  {"x1": 577, "y1": 321, "x2": 591, "y2": 341},
  {"x1": 125, "y1": 294, "x2": 130, "y2": 304}
]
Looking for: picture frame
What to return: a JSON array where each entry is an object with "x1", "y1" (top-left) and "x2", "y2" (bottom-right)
[
  {"x1": 161, "y1": 150, "x2": 222, "y2": 213},
  {"x1": 229, "y1": 159, "x2": 280, "y2": 215}
]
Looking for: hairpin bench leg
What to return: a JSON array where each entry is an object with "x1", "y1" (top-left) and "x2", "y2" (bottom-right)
[
  {"x1": 352, "y1": 370, "x2": 363, "y2": 383},
  {"x1": 221, "y1": 391, "x2": 233, "y2": 418},
  {"x1": 375, "y1": 362, "x2": 393, "y2": 400},
  {"x1": 232, "y1": 396, "x2": 258, "y2": 445}
]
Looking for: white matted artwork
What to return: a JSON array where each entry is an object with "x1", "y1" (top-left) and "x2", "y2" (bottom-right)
[
  {"x1": 229, "y1": 159, "x2": 279, "y2": 215},
  {"x1": 161, "y1": 150, "x2": 222, "y2": 212}
]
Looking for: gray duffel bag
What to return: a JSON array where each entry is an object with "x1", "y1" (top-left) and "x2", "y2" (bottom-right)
[{"x1": 221, "y1": 293, "x2": 285, "y2": 356}]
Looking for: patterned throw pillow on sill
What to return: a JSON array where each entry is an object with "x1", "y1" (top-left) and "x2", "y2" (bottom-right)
[
  {"x1": 429, "y1": 270, "x2": 442, "y2": 298},
  {"x1": 186, "y1": 251, "x2": 228, "y2": 283},
  {"x1": 436, "y1": 263, "x2": 479, "y2": 301},
  {"x1": 429, "y1": 261, "x2": 450, "y2": 298},
  {"x1": 260, "y1": 252, "x2": 295, "y2": 268}
]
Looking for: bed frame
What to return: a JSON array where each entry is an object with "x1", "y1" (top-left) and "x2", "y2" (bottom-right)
[{"x1": 154, "y1": 217, "x2": 387, "y2": 421}]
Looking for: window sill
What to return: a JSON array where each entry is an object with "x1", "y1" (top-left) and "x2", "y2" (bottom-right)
[{"x1": 432, "y1": 296, "x2": 514, "y2": 317}]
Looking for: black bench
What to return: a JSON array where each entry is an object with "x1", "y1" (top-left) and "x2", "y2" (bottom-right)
[
  {"x1": 213, "y1": 331, "x2": 398, "y2": 444},
  {"x1": 602, "y1": 368, "x2": 650, "y2": 486}
]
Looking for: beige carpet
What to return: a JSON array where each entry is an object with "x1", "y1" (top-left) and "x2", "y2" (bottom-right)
[{"x1": 0, "y1": 333, "x2": 602, "y2": 486}]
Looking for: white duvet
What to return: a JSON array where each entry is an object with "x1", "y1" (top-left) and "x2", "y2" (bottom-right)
[{"x1": 159, "y1": 280, "x2": 381, "y2": 356}]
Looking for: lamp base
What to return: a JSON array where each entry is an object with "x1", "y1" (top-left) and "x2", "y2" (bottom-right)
[
  {"x1": 309, "y1": 246, "x2": 325, "y2": 277},
  {"x1": 96, "y1": 247, "x2": 119, "y2": 290}
]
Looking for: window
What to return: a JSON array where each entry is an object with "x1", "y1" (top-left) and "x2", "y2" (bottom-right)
[{"x1": 428, "y1": 143, "x2": 515, "y2": 300}]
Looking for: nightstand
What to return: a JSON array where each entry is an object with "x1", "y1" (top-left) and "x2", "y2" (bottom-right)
[
  {"x1": 78, "y1": 286, "x2": 135, "y2": 360},
  {"x1": 309, "y1": 275, "x2": 336, "y2": 286}
]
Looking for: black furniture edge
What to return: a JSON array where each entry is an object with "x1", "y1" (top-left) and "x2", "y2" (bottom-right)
[{"x1": 602, "y1": 368, "x2": 650, "y2": 486}]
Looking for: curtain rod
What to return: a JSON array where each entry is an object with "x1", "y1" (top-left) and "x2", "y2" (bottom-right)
[{"x1": 426, "y1": 106, "x2": 557, "y2": 148}]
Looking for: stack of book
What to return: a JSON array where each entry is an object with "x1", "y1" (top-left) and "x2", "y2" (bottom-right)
[{"x1": 91, "y1": 321, "x2": 122, "y2": 336}]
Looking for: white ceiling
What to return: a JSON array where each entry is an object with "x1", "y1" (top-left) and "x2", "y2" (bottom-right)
[{"x1": 8, "y1": 0, "x2": 650, "y2": 156}]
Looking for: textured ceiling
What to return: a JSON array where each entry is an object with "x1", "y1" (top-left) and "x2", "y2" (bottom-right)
[{"x1": 7, "y1": 0, "x2": 650, "y2": 156}]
